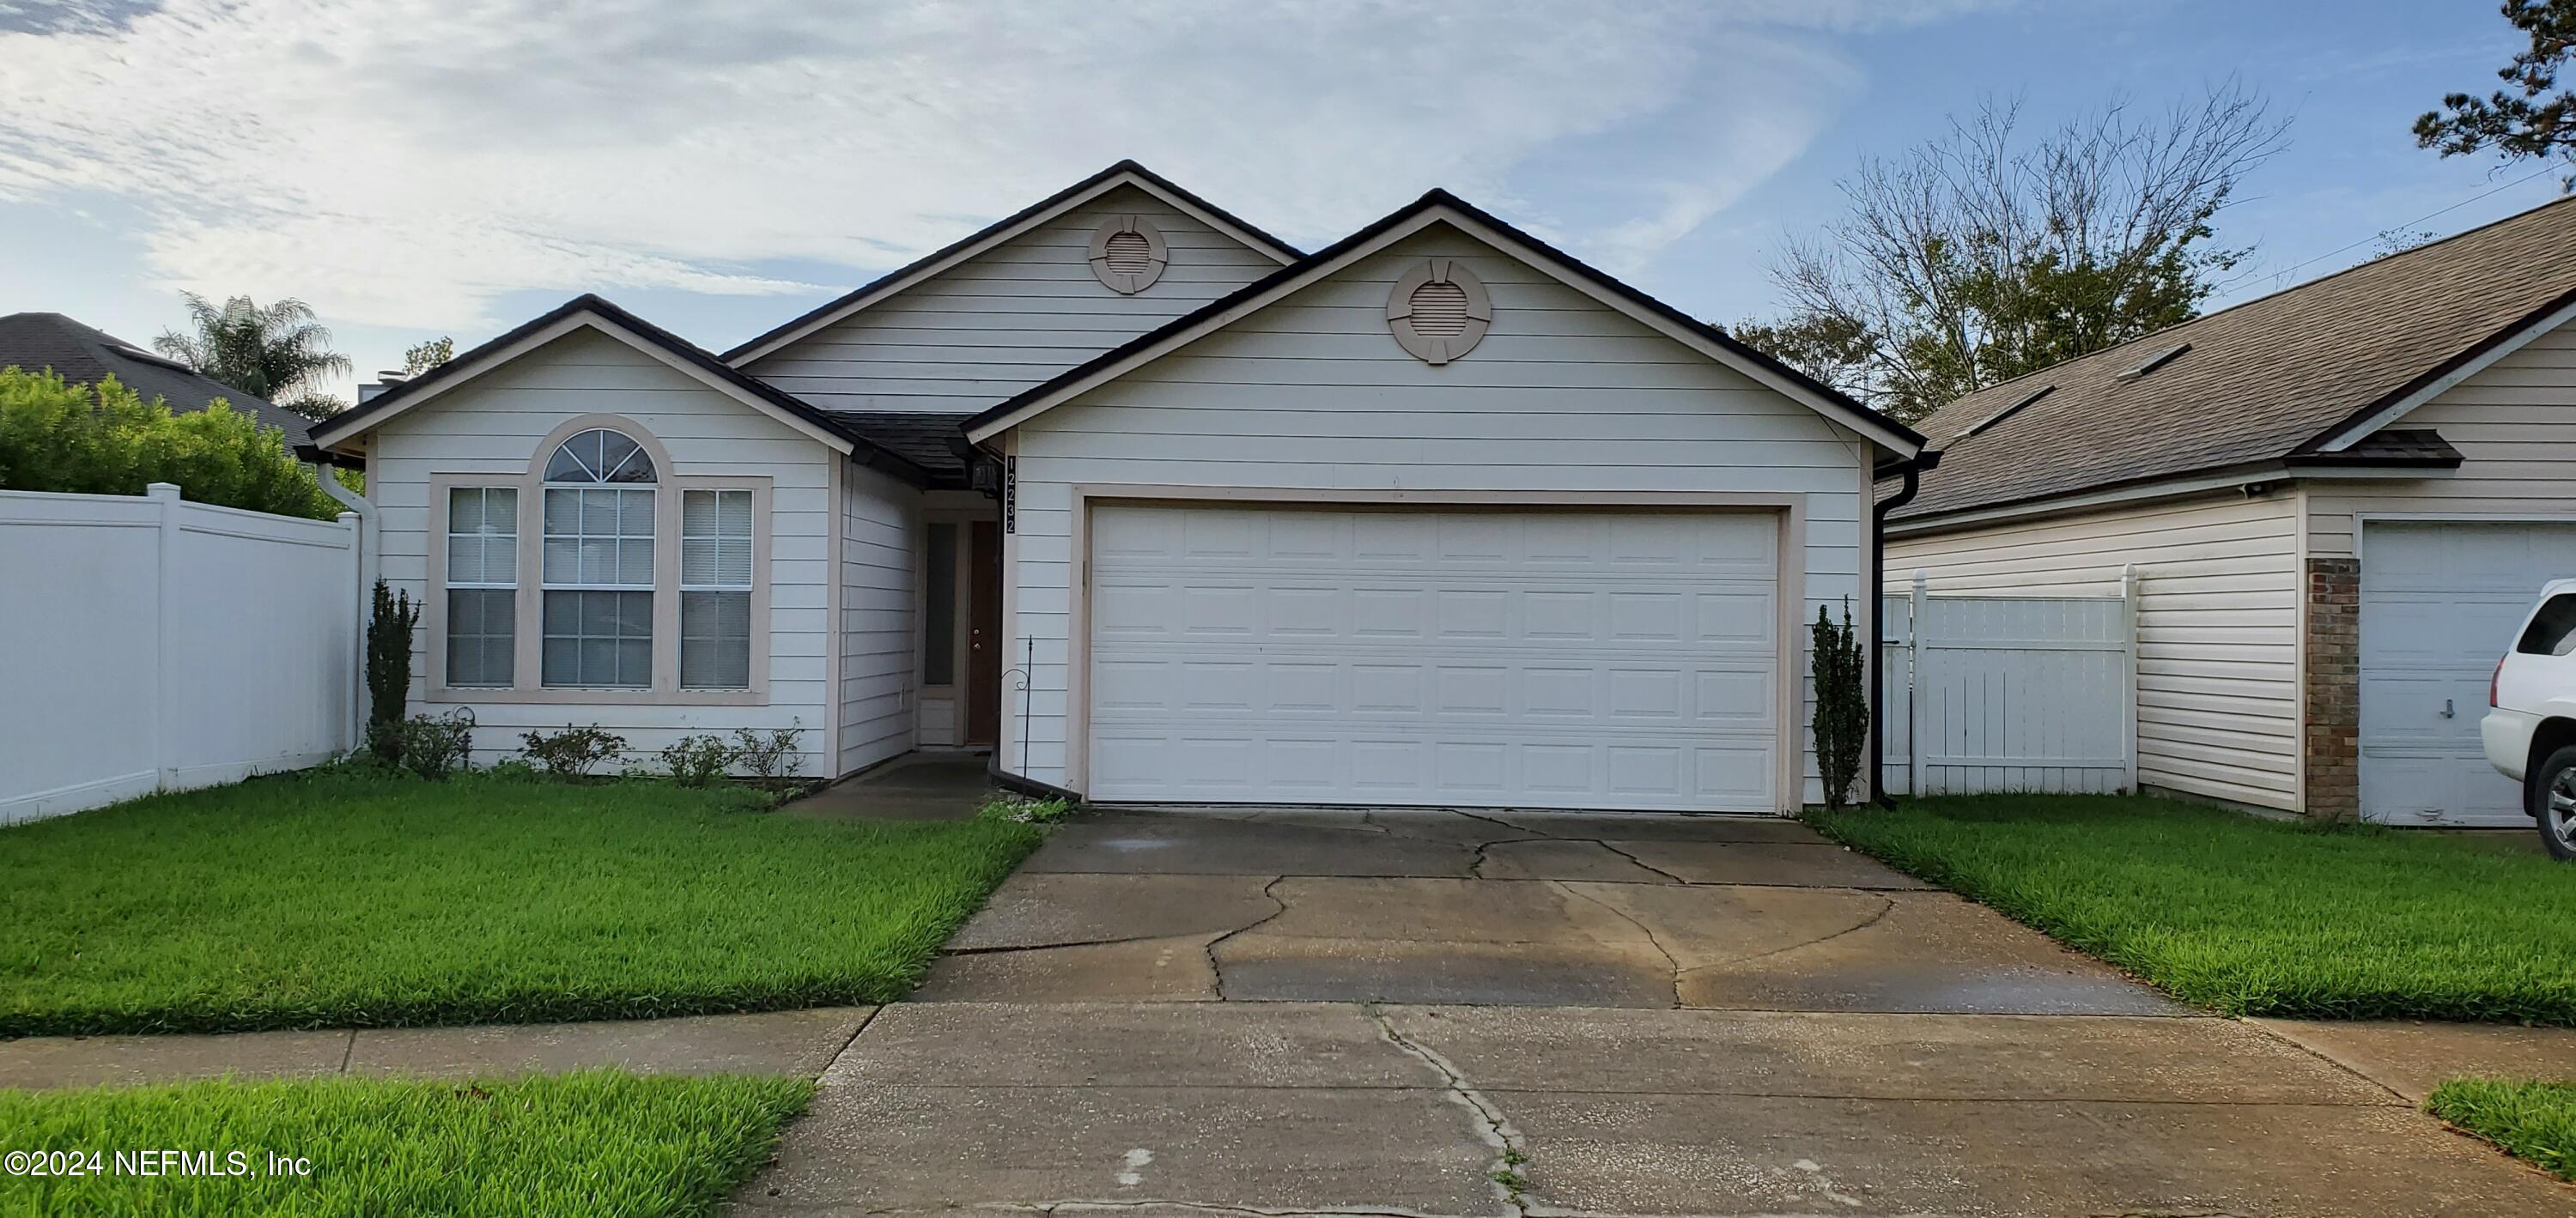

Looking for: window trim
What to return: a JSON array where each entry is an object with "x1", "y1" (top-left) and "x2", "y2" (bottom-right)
[{"x1": 424, "y1": 415, "x2": 773, "y2": 706}]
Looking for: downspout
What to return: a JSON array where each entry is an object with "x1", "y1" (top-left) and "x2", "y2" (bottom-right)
[
  {"x1": 1868, "y1": 449, "x2": 1939, "y2": 809},
  {"x1": 304, "y1": 446, "x2": 374, "y2": 755}
]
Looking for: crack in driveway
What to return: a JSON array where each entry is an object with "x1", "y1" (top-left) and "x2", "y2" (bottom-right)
[
  {"x1": 1366, "y1": 1004, "x2": 1531, "y2": 1218},
  {"x1": 1205, "y1": 877, "x2": 1290, "y2": 1000}
]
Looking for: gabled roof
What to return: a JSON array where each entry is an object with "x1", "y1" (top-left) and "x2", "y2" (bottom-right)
[
  {"x1": 963, "y1": 189, "x2": 1925, "y2": 456},
  {"x1": 1899, "y1": 194, "x2": 2576, "y2": 523},
  {"x1": 0, "y1": 311, "x2": 315, "y2": 450},
  {"x1": 722, "y1": 160, "x2": 1303, "y2": 367},
  {"x1": 306, "y1": 294, "x2": 933, "y2": 486}
]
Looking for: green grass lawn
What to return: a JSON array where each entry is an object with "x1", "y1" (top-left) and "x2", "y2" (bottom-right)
[
  {"x1": 0, "y1": 1070, "x2": 811, "y2": 1216},
  {"x1": 0, "y1": 769, "x2": 1042, "y2": 1036},
  {"x1": 2429, "y1": 1077, "x2": 2576, "y2": 1181},
  {"x1": 1810, "y1": 794, "x2": 2576, "y2": 1024}
]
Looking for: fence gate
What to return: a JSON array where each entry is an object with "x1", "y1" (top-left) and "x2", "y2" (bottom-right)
[{"x1": 1880, "y1": 570, "x2": 2137, "y2": 797}]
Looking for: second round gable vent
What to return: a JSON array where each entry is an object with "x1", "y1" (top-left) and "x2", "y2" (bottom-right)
[
  {"x1": 1103, "y1": 230, "x2": 1154, "y2": 276},
  {"x1": 1406, "y1": 280, "x2": 1471, "y2": 337},
  {"x1": 1087, "y1": 215, "x2": 1170, "y2": 294},
  {"x1": 1385, "y1": 258, "x2": 1492, "y2": 364}
]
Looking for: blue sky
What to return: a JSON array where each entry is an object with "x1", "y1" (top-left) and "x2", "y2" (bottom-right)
[{"x1": 0, "y1": 0, "x2": 2561, "y2": 400}]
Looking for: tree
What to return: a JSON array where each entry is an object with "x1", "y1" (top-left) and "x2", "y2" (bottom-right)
[
  {"x1": 0, "y1": 367, "x2": 343, "y2": 518},
  {"x1": 403, "y1": 336, "x2": 455, "y2": 375},
  {"x1": 2415, "y1": 1, "x2": 2576, "y2": 188},
  {"x1": 153, "y1": 293, "x2": 354, "y2": 423},
  {"x1": 1809, "y1": 602, "x2": 1867, "y2": 810},
  {"x1": 1736, "y1": 85, "x2": 2287, "y2": 423}
]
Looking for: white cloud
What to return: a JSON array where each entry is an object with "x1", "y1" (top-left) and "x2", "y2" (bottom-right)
[{"x1": 0, "y1": 0, "x2": 2008, "y2": 334}]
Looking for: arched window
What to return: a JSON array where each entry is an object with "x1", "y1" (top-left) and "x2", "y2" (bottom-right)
[
  {"x1": 434, "y1": 418, "x2": 766, "y2": 702},
  {"x1": 541, "y1": 428, "x2": 657, "y2": 688}
]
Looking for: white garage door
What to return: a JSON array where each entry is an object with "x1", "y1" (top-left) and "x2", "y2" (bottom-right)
[
  {"x1": 1084, "y1": 504, "x2": 1783, "y2": 812},
  {"x1": 2360, "y1": 521, "x2": 2576, "y2": 827}
]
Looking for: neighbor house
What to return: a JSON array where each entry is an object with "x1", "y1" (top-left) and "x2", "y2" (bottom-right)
[
  {"x1": 1886, "y1": 195, "x2": 2576, "y2": 826},
  {"x1": 0, "y1": 311, "x2": 315, "y2": 450},
  {"x1": 307, "y1": 161, "x2": 1928, "y2": 812}
]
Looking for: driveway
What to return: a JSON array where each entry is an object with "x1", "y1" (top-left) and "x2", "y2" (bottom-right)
[{"x1": 731, "y1": 808, "x2": 2571, "y2": 1217}]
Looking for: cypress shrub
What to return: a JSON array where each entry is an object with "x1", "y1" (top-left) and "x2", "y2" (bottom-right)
[{"x1": 1811, "y1": 601, "x2": 1868, "y2": 809}]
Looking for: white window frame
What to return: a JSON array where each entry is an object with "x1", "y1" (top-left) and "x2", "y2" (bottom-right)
[
  {"x1": 441, "y1": 486, "x2": 519, "y2": 689},
  {"x1": 678, "y1": 487, "x2": 757, "y2": 691},
  {"x1": 424, "y1": 414, "x2": 773, "y2": 706}
]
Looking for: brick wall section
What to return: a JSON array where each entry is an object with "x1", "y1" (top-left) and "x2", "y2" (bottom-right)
[{"x1": 2303, "y1": 556, "x2": 2360, "y2": 820}]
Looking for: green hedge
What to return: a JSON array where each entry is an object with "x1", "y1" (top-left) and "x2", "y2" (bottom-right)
[{"x1": 0, "y1": 366, "x2": 346, "y2": 519}]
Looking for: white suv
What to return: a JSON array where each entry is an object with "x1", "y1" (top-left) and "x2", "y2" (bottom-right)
[{"x1": 2483, "y1": 578, "x2": 2576, "y2": 860}]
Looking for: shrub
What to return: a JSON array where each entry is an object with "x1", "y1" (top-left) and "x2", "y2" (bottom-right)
[
  {"x1": 660, "y1": 735, "x2": 739, "y2": 787},
  {"x1": 731, "y1": 724, "x2": 805, "y2": 784},
  {"x1": 392, "y1": 709, "x2": 474, "y2": 780},
  {"x1": 1810, "y1": 600, "x2": 1867, "y2": 809},
  {"x1": 364, "y1": 581, "x2": 419, "y2": 765},
  {"x1": 520, "y1": 724, "x2": 628, "y2": 779},
  {"x1": 0, "y1": 367, "x2": 342, "y2": 518}
]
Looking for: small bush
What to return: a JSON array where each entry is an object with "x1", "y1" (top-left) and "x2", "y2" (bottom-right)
[
  {"x1": 1809, "y1": 600, "x2": 1866, "y2": 809},
  {"x1": 520, "y1": 724, "x2": 628, "y2": 779},
  {"x1": 0, "y1": 367, "x2": 342, "y2": 518},
  {"x1": 732, "y1": 724, "x2": 805, "y2": 783},
  {"x1": 978, "y1": 795, "x2": 1073, "y2": 825},
  {"x1": 392, "y1": 709, "x2": 475, "y2": 780},
  {"x1": 364, "y1": 581, "x2": 418, "y2": 765},
  {"x1": 660, "y1": 734, "x2": 739, "y2": 787}
]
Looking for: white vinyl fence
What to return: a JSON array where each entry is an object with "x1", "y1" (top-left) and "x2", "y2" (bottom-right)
[
  {"x1": 1880, "y1": 569, "x2": 2138, "y2": 797},
  {"x1": 1, "y1": 484, "x2": 360, "y2": 824}
]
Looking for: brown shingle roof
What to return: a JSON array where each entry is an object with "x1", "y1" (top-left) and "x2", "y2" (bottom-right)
[{"x1": 1895, "y1": 194, "x2": 2576, "y2": 521}]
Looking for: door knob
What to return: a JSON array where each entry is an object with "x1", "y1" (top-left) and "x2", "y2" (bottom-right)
[{"x1": 2440, "y1": 698, "x2": 2455, "y2": 719}]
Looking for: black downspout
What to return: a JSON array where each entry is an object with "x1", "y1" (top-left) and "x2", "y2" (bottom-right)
[{"x1": 1868, "y1": 451, "x2": 1938, "y2": 809}]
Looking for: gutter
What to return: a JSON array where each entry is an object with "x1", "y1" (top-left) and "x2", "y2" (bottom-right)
[
  {"x1": 1868, "y1": 449, "x2": 1940, "y2": 809},
  {"x1": 301, "y1": 445, "x2": 374, "y2": 755}
]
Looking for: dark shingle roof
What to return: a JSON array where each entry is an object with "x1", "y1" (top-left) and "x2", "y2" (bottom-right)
[
  {"x1": 0, "y1": 311, "x2": 315, "y2": 450},
  {"x1": 1898, "y1": 194, "x2": 2576, "y2": 521},
  {"x1": 824, "y1": 411, "x2": 974, "y2": 482}
]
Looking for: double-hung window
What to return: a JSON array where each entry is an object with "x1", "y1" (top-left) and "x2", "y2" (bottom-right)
[
  {"x1": 540, "y1": 428, "x2": 657, "y2": 689},
  {"x1": 680, "y1": 488, "x2": 755, "y2": 688},
  {"x1": 444, "y1": 487, "x2": 517, "y2": 688}
]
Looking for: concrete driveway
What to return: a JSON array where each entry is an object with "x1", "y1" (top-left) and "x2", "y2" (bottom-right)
[{"x1": 731, "y1": 807, "x2": 2571, "y2": 1217}]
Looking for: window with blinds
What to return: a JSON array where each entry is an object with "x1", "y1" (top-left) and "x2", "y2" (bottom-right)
[
  {"x1": 680, "y1": 488, "x2": 755, "y2": 689},
  {"x1": 445, "y1": 487, "x2": 516, "y2": 687}
]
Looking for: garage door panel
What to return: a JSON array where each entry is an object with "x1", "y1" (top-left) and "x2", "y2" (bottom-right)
[
  {"x1": 2360, "y1": 521, "x2": 2576, "y2": 827},
  {"x1": 1087, "y1": 504, "x2": 1781, "y2": 812}
]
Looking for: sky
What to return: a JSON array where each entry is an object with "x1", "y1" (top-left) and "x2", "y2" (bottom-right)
[{"x1": 0, "y1": 0, "x2": 2564, "y2": 402}]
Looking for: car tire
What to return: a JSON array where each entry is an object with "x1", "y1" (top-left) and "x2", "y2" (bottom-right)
[{"x1": 2529, "y1": 744, "x2": 2576, "y2": 862}]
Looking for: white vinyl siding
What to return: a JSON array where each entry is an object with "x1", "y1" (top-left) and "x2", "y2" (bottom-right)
[
  {"x1": 744, "y1": 185, "x2": 1281, "y2": 415},
  {"x1": 370, "y1": 328, "x2": 835, "y2": 774},
  {"x1": 838, "y1": 463, "x2": 919, "y2": 773},
  {"x1": 1003, "y1": 226, "x2": 1872, "y2": 809},
  {"x1": 2307, "y1": 315, "x2": 2576, "y2": 558},
  {"x1": 1886, "y1": 491, "x2": 2301, "y2": 811}
]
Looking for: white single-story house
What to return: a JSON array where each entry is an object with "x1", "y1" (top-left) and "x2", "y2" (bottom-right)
[
  {"x1": 309, "y1": 162, "x2": 1927, "y2": 813},
  {"x1": 1886, "y1": 194, "x2": 2576, "y2": 826}
]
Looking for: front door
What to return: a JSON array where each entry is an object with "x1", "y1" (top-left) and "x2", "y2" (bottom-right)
[{"x1": 965, "y1": 520, "x2": 1003, "y2": 747}]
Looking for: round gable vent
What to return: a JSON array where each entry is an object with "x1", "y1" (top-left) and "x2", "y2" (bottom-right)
[
  {"x1": 1088, "y1": 215, "x2": 1169, "y2": 294},
  {"x1": 1386, "y1": 259, "x2": 1492, "y2": 364}
]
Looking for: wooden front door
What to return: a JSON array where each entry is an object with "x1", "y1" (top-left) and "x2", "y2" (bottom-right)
[{"x1": 965, "y1": 520, "x2": 1002, "y2": 747}]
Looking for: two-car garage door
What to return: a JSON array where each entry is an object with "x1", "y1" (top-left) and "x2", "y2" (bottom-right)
[{"x1": 1083, "y1": 504, "x2": 1783, "y2": 812}]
